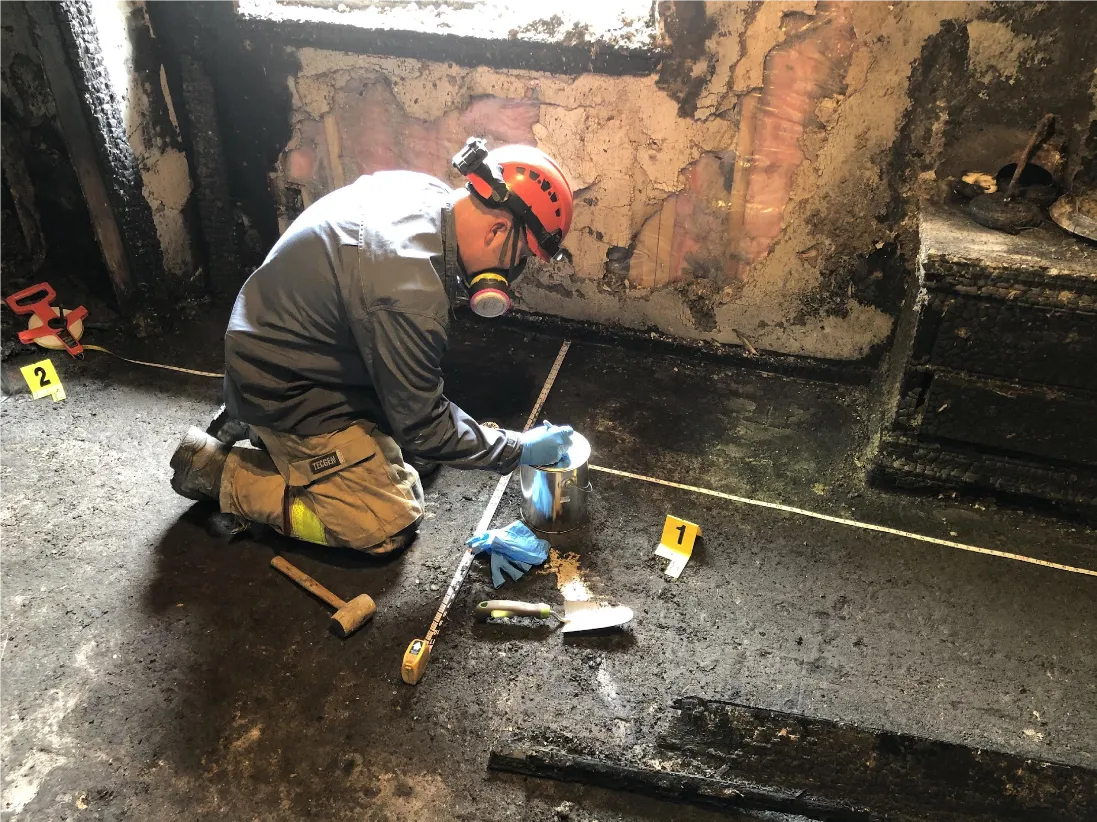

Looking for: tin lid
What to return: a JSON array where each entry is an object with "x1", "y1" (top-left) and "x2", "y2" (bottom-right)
[{"x1": 539, "y1": 432, "x2": 590, "y2": 472}]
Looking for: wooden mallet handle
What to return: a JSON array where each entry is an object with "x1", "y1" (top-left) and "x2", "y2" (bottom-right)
[{"x1": 271, "y1": 556, "x2": 346, "y2": 610}]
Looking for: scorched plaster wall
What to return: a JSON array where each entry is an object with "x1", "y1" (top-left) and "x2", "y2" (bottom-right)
[
  {"x1": 152, "y1": 2, "x2": 1097, "y2": 361},
  {"x1": 87, "y1": 1, "x2": 195, "y2": 286}
]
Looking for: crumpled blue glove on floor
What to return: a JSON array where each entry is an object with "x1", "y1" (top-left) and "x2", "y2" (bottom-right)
[
  {"x1": 468, "y1": 521, "x2": 550, "y2": 588},
  {"x1": 520, "y1": 421, "x2": 574, "y2": 467},
  {"x1": 488, "y1": 553, "x2": 532, "y2": 588}
]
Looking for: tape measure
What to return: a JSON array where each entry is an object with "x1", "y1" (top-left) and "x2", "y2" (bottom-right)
[
  {"x1": 401, "y1": 340, "x2": 571, "y2": 685},
  {"x1": 82, "y1": 344, "x2": 222, "y2": 379},
  {"x1": 4, "y1": 282, "x2": 87, "y2": 357},
  {"x1": 589, "y1": 465, "x2": 1097, "y2": 578}
]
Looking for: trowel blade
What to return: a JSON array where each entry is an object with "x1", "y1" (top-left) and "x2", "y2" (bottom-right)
[{"x1": 561, "y1": 601, "x2": 634, "y2": 633}]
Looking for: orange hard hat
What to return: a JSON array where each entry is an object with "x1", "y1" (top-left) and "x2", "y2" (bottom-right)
[{"x1": 454, "y1": 138, "x2": 574, "y2": 261}]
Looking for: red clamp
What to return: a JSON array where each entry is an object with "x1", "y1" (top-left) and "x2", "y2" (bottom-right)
[{"x1": 4, "y1": 282, "x2": 87, "y2": 357}]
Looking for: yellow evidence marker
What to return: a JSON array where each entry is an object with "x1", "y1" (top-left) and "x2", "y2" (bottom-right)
[
  {"x1": 655, "y1": 515, "x2": 701, "y2": 579},
  {"x1": 19, "y1": 358, "x2": 65, "y2": 402}
]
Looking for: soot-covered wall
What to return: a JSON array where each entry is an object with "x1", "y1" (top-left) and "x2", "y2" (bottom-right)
[
  {"x1": 1, "y1": 1, "x2": 198, "y2": 311},
  {"x1": 62, "y1": 0, "x2": 198, "y2": 305},
  {"x1": 158, "y1": 1, "x2": 1097, "y2": 361},
  {"x1": 85, "y1": 0, "x2": 195, "y2": 288},
  {"x1": 1, "y1": 2, "x2": 104, "y2": 292}
]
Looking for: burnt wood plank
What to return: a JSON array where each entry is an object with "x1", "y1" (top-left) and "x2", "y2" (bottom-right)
[
  {"x1": 919, "y1": 372, "x2": 1097, "y2": 467},
  {"x1": 25, "y1": 1, "x2": 132, "y2": 306},
  {"x1": 661, "y1": 697, "x2": 1097, "y2": 822},
  {"x1": 928, "y1": 298, "x2": 1097, "y2": 392},
  {"x1": 488, "y1": 743, "x2": 876, "y2": 821}
]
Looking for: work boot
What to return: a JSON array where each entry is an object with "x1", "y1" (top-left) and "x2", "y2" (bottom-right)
[
  {"x1": 170, "y1": 426, "x2": 231, "y2": 501},
  {"x1": 206, "y1": 511, "x2": 250, "y2": 540},
  {"x1": 408, "y1": 455, "x2": 440, "y2": 479},
  {"x1": 365, "y1": 516, "x2": 422, "y2": 557},
  {"x1": 206, "y1": 405, "x2": 252, "y2": 445}
]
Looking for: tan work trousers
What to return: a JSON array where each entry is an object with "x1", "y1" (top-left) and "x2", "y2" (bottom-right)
[{"x1": 219, "y1": 420, "x2": 424, "y2": 553}]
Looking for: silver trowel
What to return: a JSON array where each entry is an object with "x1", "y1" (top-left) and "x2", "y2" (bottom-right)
[{"x1": 475, "y1": 599, "x2": 634, "y2": 632}]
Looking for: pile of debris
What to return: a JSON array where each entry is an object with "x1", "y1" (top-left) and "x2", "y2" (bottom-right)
[{"x1": 950, "y1": 114, "x2": 1096, "y2": 241}]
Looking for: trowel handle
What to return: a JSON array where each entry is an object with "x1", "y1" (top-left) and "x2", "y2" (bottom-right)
[{"x1": 475, "y1": 600, "x2": 552, "y2": 621}]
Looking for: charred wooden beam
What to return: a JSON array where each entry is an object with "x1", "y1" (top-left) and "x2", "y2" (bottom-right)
[
  {"x1": 488, "y1": 743, "x2": 876, "y2": 821},
  {"x1": 0, "y1": 123, "x2": 47, "y2": 270},
  {"x1": 24, "y1": 1, "x2": 134, "y2": 308},
  {"x1": 32, "y1": 1, "x2": 173, "y2": 311},
  {"x1": 663, "y1": 697, "x2": 1097, "y2": 822}
]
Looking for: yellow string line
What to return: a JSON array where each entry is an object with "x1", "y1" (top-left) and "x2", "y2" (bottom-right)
[
  {"x1": 76, "y1": 342, "x2": 1094, "y2": 578},
  {"x1": 589, "y1": 464, "x2": 1097, "y2": 578},
  {"x1": 83, "y1": 344, "x2": 223, "y2": 379}
]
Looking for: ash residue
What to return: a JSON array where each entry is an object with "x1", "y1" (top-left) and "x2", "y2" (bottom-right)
[
  {"x1": 675, "y1": 278, "x2": 720, "y2": 332},
  {"x1": 795, "y1": 242, "x2": 908, "y2": 327}
]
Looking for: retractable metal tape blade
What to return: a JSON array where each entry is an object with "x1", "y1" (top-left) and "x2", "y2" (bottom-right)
[{"x1": 401, "y1": 341, "x2": 571, "y2": 685}]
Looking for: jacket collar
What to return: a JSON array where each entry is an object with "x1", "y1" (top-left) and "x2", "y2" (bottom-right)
[{"x1": 441, "y1": 200, "x2": 469, "y2": 309}]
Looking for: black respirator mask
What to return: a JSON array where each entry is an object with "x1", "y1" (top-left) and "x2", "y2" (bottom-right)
[
  {"x1": 465, "y1": 223, "x2": 528, "y2": 318},
  {"x1": 453, "y1": 138, "x2": 562, "y2": 319}
]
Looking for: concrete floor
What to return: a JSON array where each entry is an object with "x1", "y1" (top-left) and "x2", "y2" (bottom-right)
[{"x1": 2, "y1": 310, "x2": 1095, "y2": 821}]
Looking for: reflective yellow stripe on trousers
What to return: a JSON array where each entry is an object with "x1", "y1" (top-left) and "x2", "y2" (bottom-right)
[{"x1": 288, "y1": 496, "x2": 327, "y2": 545}]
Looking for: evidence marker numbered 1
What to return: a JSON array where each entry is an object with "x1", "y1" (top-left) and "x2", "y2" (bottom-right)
[{"x1": 654, "y1": 514, "x2": 701, "y2": 579}]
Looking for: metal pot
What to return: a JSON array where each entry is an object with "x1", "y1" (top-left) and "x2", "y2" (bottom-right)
[
  {"x1": 1050, "y1": 190, "x2": 1097, "y2": 241},
  {"x1": 520, "y1": 433, "x2": 591, "y2": 533}
]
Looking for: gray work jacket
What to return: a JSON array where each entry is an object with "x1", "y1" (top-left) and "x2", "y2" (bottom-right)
[{"x1": 222, "y1": 171, "x2": 523, "y2": 473}]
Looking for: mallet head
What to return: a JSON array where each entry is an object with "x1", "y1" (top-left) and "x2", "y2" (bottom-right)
[{"x1": 331, "y1": 594, "x2": 377, "y2": 637}]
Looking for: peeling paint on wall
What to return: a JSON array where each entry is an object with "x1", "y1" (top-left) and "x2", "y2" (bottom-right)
[{"x1": 261, "y1": 0, "x2": 1097, "y2": 362}]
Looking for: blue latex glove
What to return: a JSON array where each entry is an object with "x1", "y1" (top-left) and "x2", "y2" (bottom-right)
[
  {"x1": 489, "y1": 553, "x2": 532, "y2": 588},
  {"x1": 468, "y1": 521, "x2": 549, "y2": 588},
  {"x1": 526, "y1": 468, "x2": 557, "y2": 524},
  {"x1": 520, "y1": 421, "x2": 574, "y2": 467}
]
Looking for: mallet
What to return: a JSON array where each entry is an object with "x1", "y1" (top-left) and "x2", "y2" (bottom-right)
[{"x1": 270, "y1": 556, "x2": 376, "y2": 637}]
